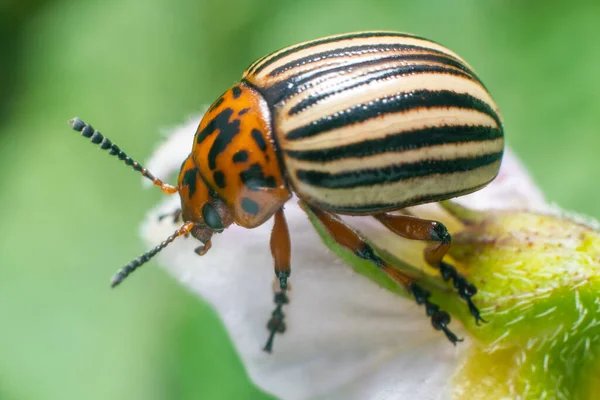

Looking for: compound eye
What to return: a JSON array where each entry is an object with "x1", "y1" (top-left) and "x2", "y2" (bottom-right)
[{"x1": 202, "y1": 203, "x2": 224, "y2": 233}]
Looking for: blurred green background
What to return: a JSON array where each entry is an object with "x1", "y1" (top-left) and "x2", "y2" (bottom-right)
[{"x1": 1, "y1": 0, "x2": 599, "y2": 399}]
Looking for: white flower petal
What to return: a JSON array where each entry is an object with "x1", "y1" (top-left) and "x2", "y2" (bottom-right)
[
  {"x1": 323, "y1": 339, "x2": 461, "y2": 400},
  {"x1": 143, "y1": 197, "x2": 464, "y2": 400}
]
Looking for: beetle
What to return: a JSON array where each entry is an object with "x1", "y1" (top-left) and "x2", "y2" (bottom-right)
[{"x1": 69, "y1": 31, "x2": 503, "y2": 352}]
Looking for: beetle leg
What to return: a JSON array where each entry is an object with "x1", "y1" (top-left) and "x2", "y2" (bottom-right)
[
  {"x1": 194, "y1": 240, "x2": 212, "y2": 256},
  {"x1": 264, "y1": 208, "x2": 292, "y2": 353},
  {"x1": 374, "y1": 213, "x2": 484, "y2": 324},
  {"x1": 304, "y1": 203, "x2": 461, "y2": 344}
]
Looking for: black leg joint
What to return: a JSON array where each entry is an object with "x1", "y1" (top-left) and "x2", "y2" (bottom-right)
[
  {"x1": 356, "y1": 244, "x2": 383, "y2": 267},
  {"x1": 273, "y1": 291, "x2": 289, "y2": 306},
  {"x1": 430, "y1": 222, "x2": 451, "y2": 244},
  {"x1": 439, "y1": 261, "x2": 485, "y2": 325},
  {"x1": 409, "y1": 283, "x2": 462, "y2": 345},
  {"x1": 410, "y1": 283, "x2": 430, "y2": 305},
  {"x1": 277, "y1": 271, "x2": 290, "y2": 291},
  {"x1": 439, "y1": 261, "x2": 455, "y2": 282},
  {"x1": 424, "y1": 302, "x2": 440, "y2": 317},
  {"x1": 264, "y1": 273, "x2": 291, "y2": 353}
]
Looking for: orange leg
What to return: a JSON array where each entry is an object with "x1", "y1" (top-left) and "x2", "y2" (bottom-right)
[
  {"x1": 264, "y1": 208, "x2": 292, "y2": 353},
  {"x1": 305, "y1": 203, "x2": 461, "y2": 344},
  {"x1": 157, "y1": 209, "x2": 214, "y2": 256},
  {"x1": 374, "y1": 213, "x2": 483, "y2": 324},
  {"x1": 264, "y1": 208, "x2": 292, "y2": 352},
  {"x1": 189, "y1": 224, "x2": 213, "y2": 257}
]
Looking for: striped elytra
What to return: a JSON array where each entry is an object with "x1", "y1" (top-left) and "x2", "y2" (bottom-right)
[
  {"x1": 69, "y1": 31, "x2": 504, "y2": 351},
  {"x1": 238, "y1": 31, "x2": 503, "y2": 214}
]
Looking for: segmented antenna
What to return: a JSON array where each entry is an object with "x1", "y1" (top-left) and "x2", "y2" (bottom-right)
[
  {"x1": 68, "y1": 117, "x2": 178, "y2": 195},
  {"x1": 111, "y1": 221, "x2": 195, "y2": 287}
]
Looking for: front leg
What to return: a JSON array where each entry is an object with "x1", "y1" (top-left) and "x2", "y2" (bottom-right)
[
  {"x1": 190, "y1": 225, "x2": 213, "y2": 257},
  {"x1": 264, "y1": 208, "x2": 291, "y2": 353}
]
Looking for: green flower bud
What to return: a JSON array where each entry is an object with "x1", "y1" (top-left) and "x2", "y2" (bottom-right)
[{"x1": 305, "y1": 201, "x2": 600, "y2": 399}]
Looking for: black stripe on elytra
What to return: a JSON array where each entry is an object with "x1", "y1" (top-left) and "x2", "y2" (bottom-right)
[
  {"x1": 285, "y1": 125, "x2": 503, "y2": 162},
  {"x1": 238, "y1": 108, "x2": 250, "y2": 116},
  {"x1": 286, "y1": 90, "x2": 501, "y2": 141},
  {"x1": 232, "y1": 150, "x2": 249, "y2": 163},
  {"x1": 232, "y1": 86, "x2": 242, "y2": 99},
  {"x1": 246, "y1": 53, "x2": 272, "y2": 75},
  {"x1": 268, "y1": 43, "x2": 452, "y2": 78},
  {"x1": 296, "y1": 152, "x2": 503, "y2": 189},
  {"x1": 241, "y1": 197, "x2": 260, "y2": 215},
  {"x1": 251, "y1": 31, "x2": 431, "y2": 75},
  {"x1": 262, "y1": 52, "x2": 479, "y2": 106},
  {"x1": 315, "y1": 181, "x2": 492, "y2": 215},
  {"x1": 288, "y1": 64, "x2": 476, "y2": 116},
  {"x1": 251, "y1": 129, "x2": 268, "y2": 151},
  {"x1": 213, "y1": 170, "x2": 226, "y2": 189},
  {"x1": 240, "y1": 163, "x2": 277, "y2": 190},
  {"x1": 182, "y1": 168, "x2": 199, "y2": 198}
]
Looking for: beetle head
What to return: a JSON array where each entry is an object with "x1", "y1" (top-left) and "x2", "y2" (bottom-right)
[{"x1": 177, "y1": 155, "x2": 234, "y2": 250}]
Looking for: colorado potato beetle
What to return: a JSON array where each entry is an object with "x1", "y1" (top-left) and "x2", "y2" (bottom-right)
[{"x1": 69, "y1": 31, "x2": 503, "y2": 351}]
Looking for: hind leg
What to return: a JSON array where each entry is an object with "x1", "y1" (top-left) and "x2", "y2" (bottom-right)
[
  {"x1": 303, "y1": 202, "x2": 461, "y2": 344},
  {"x1": 374, "y1": 213, "x2": 484, "y2": 324}
]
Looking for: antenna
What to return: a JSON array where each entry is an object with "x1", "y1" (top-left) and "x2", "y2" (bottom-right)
[
  {"x1": 68, "y1": 117, "x2": 178, "y2": 195},
  {"x1": 111, "y1": 221, "x2": 195, "y2": 287}
]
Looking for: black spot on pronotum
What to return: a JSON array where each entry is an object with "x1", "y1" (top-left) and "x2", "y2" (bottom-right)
[
  {"x1": 232, "y1": 86, "x2": 242, "y2": 99},
  {"x1": 196, "y1": 108, "x2": 237, "y2": 144},
  {"x1": 240, "y1": 163, "x2": 277, "y2": 190},
  {"x1": 195, "y1": 108, "x2": 242, "y2": 170},
  {"x1": 182, "y1": 168, "x2": 198, "y2": 198},
  {"x1": 241, "y1": 197, "x2": 259, "y2": 215},
  {"x1": 213, "y1": 170, "x2": 226, "y2": 188},
  {"x1": 238, "y1": 108, "x2": 250, "y2": 116},
  {"x1": 251, "y1": 129, "x2": 268, "y2": 152},
  {"x1": 232, "y1": 150, "x2": 248, "y2": 163},
  {"x1": 207, "y1": 96, "x2": 224, "y2": 113}
]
